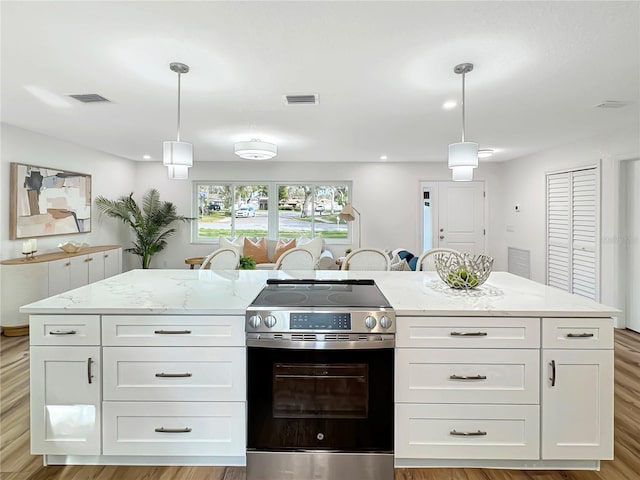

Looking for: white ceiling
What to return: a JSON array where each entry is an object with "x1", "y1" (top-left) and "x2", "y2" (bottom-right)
[{"x1": 1, "y1": 1, "x2": 638, "y2": 164}]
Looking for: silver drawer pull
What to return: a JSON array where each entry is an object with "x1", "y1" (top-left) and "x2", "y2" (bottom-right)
[
  {"x1": 450, "y1": 374, "x2": 487, "y2": 380},
  {"x1": 154, "y1": 329, "x2": 192, "y2": 335},
  {"x1": 155, "y1": 372, "x2": 192, "y2": 378},
  {"x1": 450, "y1": 331, "x2": 488, "y2": 337},
  {"x1": 155, "y1": 427, "x2": 192, "y2": 433},
  {"x1": 566, "y1": 333, "x2": 594, "y2": 338},
  {"x1": 450, "y1": 429, "x2": 487, "y2": 436},
  {"x1": 50, "y1": 330, "x2": 77, "y2": 335}
]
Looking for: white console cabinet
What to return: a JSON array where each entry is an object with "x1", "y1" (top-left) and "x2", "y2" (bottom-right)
[{"x1": 1, "y1": 245, "x2": 121, "y2": 331}]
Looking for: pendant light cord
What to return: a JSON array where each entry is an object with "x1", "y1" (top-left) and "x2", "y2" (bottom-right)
[
  {"x1": 461, "y1": 71, "x2": 466, "y2": 143},
  {"x1": 176, "y1": 72, "x2": 182, "y2": 142}
]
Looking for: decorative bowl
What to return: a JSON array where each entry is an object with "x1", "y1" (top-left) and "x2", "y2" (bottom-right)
[
  {"x1": 58, "y1": 241, "x2": 88, "y2": 253},
  {"x1": 433, "y1": 252, "x2": 494, "y2": 289}
]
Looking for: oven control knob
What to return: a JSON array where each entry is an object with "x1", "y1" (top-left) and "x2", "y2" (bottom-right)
[
  {"x1": 248, "y1": 315, "x2": 262, "y2": 329},
  {"x1": 380, "y1": 315, "x2": 393, "y2": 330},
  {"x1": 264, "y1": 315, "x2": 277, "y2": 328},
  {"x1": 364, "y1": 315, "x2": 377, "y2": 330}
]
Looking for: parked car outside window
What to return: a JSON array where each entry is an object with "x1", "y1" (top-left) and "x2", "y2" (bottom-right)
[{"x1": 235, "y1": 206, "x2": 256, "y2": 218}]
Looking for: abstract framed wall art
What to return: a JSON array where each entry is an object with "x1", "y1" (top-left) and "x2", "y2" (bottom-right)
[{"x1": 10, "y1": 162, "x2": 92, "y2": 239}]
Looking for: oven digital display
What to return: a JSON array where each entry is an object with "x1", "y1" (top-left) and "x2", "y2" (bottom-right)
[{"x1": 290, "y1": 313, "x2": 351, "y2": 330}]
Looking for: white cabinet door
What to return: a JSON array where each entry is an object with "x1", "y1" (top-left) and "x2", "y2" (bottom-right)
[
  {"x1": 86, "y1": 253, "x2": 105, "y2": 284},
  {"x1": 69, "y1": 255, "x2": 89, "y2": 290},
  {"x1": 30, "y1": 346, "x2": 101, "y2": 455},
  {"x1": 541, "y1": 349, "x2": 613, "y2": 460},
  {"x1": 103, "y1": 248, "x2": 121, "y2": 278},
  {"x1": 48, "y1": 257, "x2": 72, "y2": 296}
]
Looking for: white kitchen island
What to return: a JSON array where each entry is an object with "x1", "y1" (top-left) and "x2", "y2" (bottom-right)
[{"x1": 21, "y1": 269, "x2": 618, "y2": 471}]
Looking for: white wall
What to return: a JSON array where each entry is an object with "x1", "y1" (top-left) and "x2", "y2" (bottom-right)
[
  {"x1": 132, "y1": 160, "x2": 505, "y2": 269},
  {"x1": 500, "y1": 127, "x2": 640, "y2": 327},
  {"x1": 0, "y1": 123, "x2": 137, "y2": 263}
]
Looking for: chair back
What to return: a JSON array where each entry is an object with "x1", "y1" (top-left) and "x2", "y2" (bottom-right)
[
  {"x1": 416, "y1": 248, "x2": 461, "y2": 271},
  {"x1": 275, "y1": 248, "x2": 316, "y2": 270},
  {"x1": 199, "y1": 248, "x2": 240, "y2": 270},
  {"x1": 341, "y1": 248, "x2": 391, "y2": 271}
]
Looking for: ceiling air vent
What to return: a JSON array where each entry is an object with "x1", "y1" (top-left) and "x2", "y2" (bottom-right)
[
  {"x1": 68, "y1": 94, "x2": 111, "y2": 103},
  {"x1": 284, "y1": 94, "x2": 318, "y2": 105},
  {"x1": 593, "y1": 100, "x2": 629, "y2": 109}
]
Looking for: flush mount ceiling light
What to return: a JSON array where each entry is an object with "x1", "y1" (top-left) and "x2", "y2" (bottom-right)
[
  {"x1": 163, "y1": 62, "x2": 193, "y2": 178},
  {"x1": 448, "y1": 62, "x2": 478, "y2": 182},
  {"x1": 234, "y1": 139, "x2": 277, "y2": 160}
]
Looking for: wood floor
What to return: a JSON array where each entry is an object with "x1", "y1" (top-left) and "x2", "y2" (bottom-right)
[{"x1": 2, "y1": 329, "x2": 639, "y2": 480}]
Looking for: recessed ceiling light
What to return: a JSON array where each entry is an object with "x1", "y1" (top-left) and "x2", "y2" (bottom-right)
[
  {"x1": 143, "y1": 154, "x2": 151, "y2": 160},
  {"x1": 380, "y1": 155, "x2": 388, "y2": 161},
  {"x1": 443, "y1": 100, "x2": 457, "y2": 110},
  {"x1": 478, "y1": 149, "x2": 495, "y2": 158}
]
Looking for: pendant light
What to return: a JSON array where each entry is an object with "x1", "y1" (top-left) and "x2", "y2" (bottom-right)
[
  {"x1": 448, "y1": 62, "x2": 478, "y2": 182},
  {"x1": 163, "y1": 62, "x2": 193, "y2": 178}
]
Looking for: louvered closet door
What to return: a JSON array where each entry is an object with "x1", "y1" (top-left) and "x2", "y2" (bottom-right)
[
  {"x1": 571, "y1": 169, "x2": 598, "y2": 299},
  {"x1": 547, "y1": 173, "x2": 571, "y2": 291},
  {"x1": 546, "y1": 168, "x2": 599, "y2": 300}
]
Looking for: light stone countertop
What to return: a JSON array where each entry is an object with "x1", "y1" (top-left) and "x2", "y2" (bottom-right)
[{"x1": 20, "y1": 269, "x2": 619, "y2": 318}]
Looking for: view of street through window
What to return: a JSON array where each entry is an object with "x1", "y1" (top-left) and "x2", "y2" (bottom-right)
[{"x1": 194, "y1": 183, "x2": 350, "y2": 240}]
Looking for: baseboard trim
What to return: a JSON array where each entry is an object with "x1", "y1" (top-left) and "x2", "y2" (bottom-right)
[{"x1": 2, "y1": 324, "x2": 29, "y2": 336}]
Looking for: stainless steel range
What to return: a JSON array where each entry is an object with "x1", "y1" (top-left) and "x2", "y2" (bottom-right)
[{"x1": 246, "y1": 279, "x2": 395, "y2": 480}]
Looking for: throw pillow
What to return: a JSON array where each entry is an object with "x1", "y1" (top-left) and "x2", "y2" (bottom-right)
[
  {"x1": 297, "y1": 236, "x2": 323, "y2": 260},
  {"x1": 390, "y1": 259, "x2": 410, "y2": 271},
  {"x1": 244, "y1": 237, "x2": 269, "y2": 264},
  {"x1": 219, "y1": 236, "x2": 244, "y2": 256},
  {"x1": 274, "y1": 238, "x2": 296, "y2": 262}
]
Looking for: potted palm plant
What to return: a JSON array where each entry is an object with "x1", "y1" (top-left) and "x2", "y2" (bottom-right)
[{"x1": 95, "y1": 188, "x2": 191, "y2": 269}]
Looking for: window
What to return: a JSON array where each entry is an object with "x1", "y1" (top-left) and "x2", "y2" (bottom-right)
[{"x1": 193, "y1": 182, "x2": 350, "y2": 243}]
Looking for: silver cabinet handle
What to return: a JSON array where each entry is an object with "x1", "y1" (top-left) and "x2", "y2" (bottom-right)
[
  {"x1": 155, "y1": 427, "x2": 192, "y2": 433},
  {"x1": 450, "y1": 430, "x2": 487, "y2": 436},
  {"x1": 154, "y1": 329, "x2": 192, "y2": 335},
  {"x1": 155, "y1": 372, "x2": 192, "y2": 378},
  {"x1": 450, "y1": 374, "x2": 487, "y2": 380},
  {"x1": 549, "y1": 360, "x2": 556, "y2": 387},
  {"x1": 50, "y1": 330, "x2": 77, "y2": 335},
  {"x1": 439, "y1": 235, "x2": 445, "y2": 239},
  {"x1": 566, "y1": 333, "x2": 594, "y2": 338},
  {"x1": 87, "y1": 358, "x2": 94, "y2": 384},
  {"x1": 450, "y1": 331, "x2": 488, "y2": 337}
]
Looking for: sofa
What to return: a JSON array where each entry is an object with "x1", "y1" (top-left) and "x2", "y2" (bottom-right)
[{"x1": 219, "y1": 236, "x2": 335, "y2": 270}]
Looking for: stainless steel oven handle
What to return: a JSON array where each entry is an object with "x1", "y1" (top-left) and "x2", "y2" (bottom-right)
[{"x1": 246, "y1": 338, "x2": 395, "y2": 350}]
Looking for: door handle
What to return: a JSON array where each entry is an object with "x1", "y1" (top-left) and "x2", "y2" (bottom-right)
[
  {"x1": 87, "y1": 357, "x2": 94, "y2": 384},
  {"x1": 155, "y1": 427, "x2": 192, "y2": 433},
  {"x1": 566, "y1": 333, "x2": 594, "y2": 338},
  {"x1": 155, "y1": 372, "x2": 193, "y2": 378},
  {"x1": 439, "y1": 235, "x2": 445, "y2": 240},
  {"x1": 549, "y1": 360, "x2": 556, "y2": 387},
  {"x1": 450, "y1": 331, "x2": 488, "y2": 337},
  {"x1": 50, "y1": 330, "x2": 77, "y2": 335}
]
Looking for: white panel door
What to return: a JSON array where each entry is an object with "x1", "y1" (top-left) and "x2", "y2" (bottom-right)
[
  {"x1": 437, "y1": 182, "x2": 485, "y2": 254},
  {"x1": 546, "y1": 172, "x2": 571, "y2": 291},
  {"x1": 86, "y1": 252, "x2": 105, "y2": 284},
  {"x1": 626, "y1": 160, "x2": 640, "y2": 333},
  {"x1": 69, "y1": 255, "x2": 89, "y2": 290},
  {"x1": 541, "y1": 349, "x2": 613, "y2": 460},
  {"x1": 30, "y1": 346, "x2": 101, "y2": 455},
  {"x1": 48, "y1": 258, "x2": 72, "y2": 296}
]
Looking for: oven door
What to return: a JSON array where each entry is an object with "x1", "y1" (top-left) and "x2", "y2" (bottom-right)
[{"x1": 247, "y1": 342, "x2": 393, "y2": 452}]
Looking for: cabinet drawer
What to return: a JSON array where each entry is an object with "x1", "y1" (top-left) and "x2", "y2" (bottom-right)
[
  {"x1": 396, "y1": 349, "x2": 539, "y2": 404},
  {"x1": 103, "y1": 401, "x2": 245, "y2": 456},
  {"x1": 396, "y1": 317, "x2": 540, "y2": 348},
  {"x1": 29, "y1": 315, "x2": 100, "y2": 345},
  {"x1": 395, "y1": 404, "x2": 539, "y2": 460},
  {"x1": 102, "y1": 315, "x2": 244, "y2": 346},
  {"x1": 103, "y1": 347, "x2": 245, "y2": 401},
  {"x1": 542, "y1": 318, "x2": 613, "y2": 349}
]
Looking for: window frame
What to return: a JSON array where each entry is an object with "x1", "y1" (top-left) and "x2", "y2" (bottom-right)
[{"x1": 191, "y1": 181, "x2": 352, "y2": 245}]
